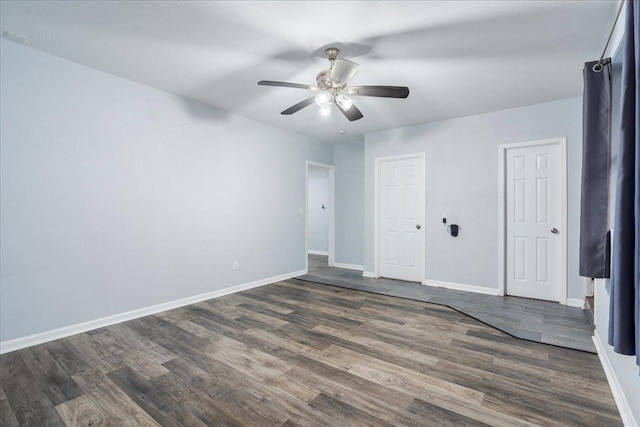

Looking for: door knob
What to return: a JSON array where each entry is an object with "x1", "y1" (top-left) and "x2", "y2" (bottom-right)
[
  {"x1": 551, "y1": 228, "x2": 559, "y2": 234},
  {"x1": 416, "y1": 224, "x2": 421, "y2": 230}
]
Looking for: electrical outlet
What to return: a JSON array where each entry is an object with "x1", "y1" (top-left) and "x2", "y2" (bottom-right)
[{"x1": 233, "y1": 261, "x2": 239, "y2": 271}]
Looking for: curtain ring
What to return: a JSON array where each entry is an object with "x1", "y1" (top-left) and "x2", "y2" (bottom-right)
[{"x1": 593, "y1": 62, "x2": 603, "y2": 72}]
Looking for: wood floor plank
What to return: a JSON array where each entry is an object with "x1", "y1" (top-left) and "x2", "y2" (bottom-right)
[
  {"x1": 123, "y1": 318, "x2": 205, "y2": 358},
  {"x1": 239, "y1": 329, "x2": 422, "y2": 415},
  {"x1": 284, "y1": 349, "x2": 416, "y2": 409},
  {"x1": 134, "y1": 315, "x2": 211, "y2": 350},
  {"x1": 19, "y1": 345, "x2": 84, "y2": 406},
  {"x1": 307, "y1": 393, "x2": 395, "y2": 427},
  {"x1": 404, "y1": 398, "x2": 491, "y2": 427},
  {"x1": 312, "y1": 324, "x2": 439, "y2": 367},
  {"x1": 44, "y1": 339, "x2": 93, "y2": 376},
  {"x1": 155, "y1": 309, "x2": 223, "y2": 338},
  {"x1": 268, "y1": 293, "x2": 366, "y2": 326},
  {"x1": 0, "y1": 387, "x2": 20, "y2": 427},
  {"x1": 322, "y1": 344, "x2": 485, "y2": 405},
  {"x1": 272, "y1": 282, "x2": 364, "y2": 310},
  {"x1": 106, "y1": 366, "x2": 207, "y2": 426},
  {"x1": 0, "y1": 279, "x2": 622, "y2": 426},
  {"x1": 71, "y1": 369, "x2": 160, "y2": 426},
  {"x1": 236, "y1": 309, "x2": 291, "y2": 327},
  {"x1": 238, "y1": 304, "x2": 315, "y2": 330},
  {"x1": 162, "y1": 356, "x2": 290, "y2": 425},
  {"x1": 223, "y1": 293, "x2": 295, "y2": 314},
  {"x1": 102, "y1": 323, "x2": 178, "y2": 363},
  {"x1": 345, "y1": 359, "x2": 535, "y2": 427},
  {"x1": 55, "y1": 395, "x2": 108, "y2": 427},
  {"x1": 150, "y1": 371, "x2": 245, "y2": 427},
  {"x1": 65, "y1": 333, "x2": 124, "y2": 374},
  {"x1": 183, "y1": 305, "x2": 249, "y2": 332},
  {"x1": 332, "y1": 316, "x2": 498, "y2": 372},
  {"x1": 0, "y1": 352, "x2": 66, "y2": 426},
  {"x1": 282, "y1": 365, "x2": 422, "y2": 424},
  {"x1": 202, "y1": 330, "x2": 296, "y2": 382},
  {"x1": 90, "y1": 331, "x2": 172, "y2": 380}
]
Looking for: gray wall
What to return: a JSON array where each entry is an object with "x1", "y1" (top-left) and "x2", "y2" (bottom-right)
[
  {"x1": 364, "y1": 97, "x2": 584, "y2": 299},
  {"x1": 594, "y1": 67, "x2": 640, "y2": 425},
  {"x1": 307, "y1": 166, "x2": 329, "y2": 253},
  {"x1": 0, "y1": 41, "x2": 332, "y2": 342},
  {"x1": 334, "y1": 140, "x2": 365, "y2": 267}
]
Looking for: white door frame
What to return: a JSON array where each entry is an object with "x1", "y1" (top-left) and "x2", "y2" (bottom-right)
[
  {"x1": 374, "y1": 152, "x2": 426, "y2": 280},
  {"x1": 498, "y1": 137, "x2": 568, "y2": 304},
  {"x1": 305, "y1": 161, "x2": 335, "y2": 273}
]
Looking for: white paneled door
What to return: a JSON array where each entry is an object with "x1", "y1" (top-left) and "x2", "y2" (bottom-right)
[
  {"x1": 505, "y1": 142, "x2": 564, "y2": 302},
  {"x1": 378, "y1": 155, "x2": 425, "y2": 282}
]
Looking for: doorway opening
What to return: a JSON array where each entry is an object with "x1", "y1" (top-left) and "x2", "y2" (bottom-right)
[{"x1": 305, "y1": 161, "x2": 335, "y2": 273}]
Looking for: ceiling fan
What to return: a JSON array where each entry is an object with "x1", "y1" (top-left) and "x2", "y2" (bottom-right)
[{"x1": 257, "y1": 47, "x2": 409, "y2": 122}]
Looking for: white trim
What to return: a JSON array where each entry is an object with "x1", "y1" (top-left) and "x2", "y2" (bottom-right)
[
  {"x1": 333, "y1": 262, "x2": 364, "y2": 271},
  {"x1": 593, "y1": 331, "x2": 639, "y2": 427},
  {"x1": 307, "y1": 250, "x2": 329, "y2": 256},
  {"x1": 0, "y1": 269, "x2": 305, "y2": 355},
  {"x1": 374, "y1": 152, "x2": 426, "y2": 280},
  {"x1": 498, "y1": 137, "x2": 568, "y2": 304},
  {"x1": 422, "y1": 279, "x2": 500, "y2": 296},
  {"x1": 362, "y1": 271, "x2": 378, "y2": 278},
  {"x1": 305, "y1": 161, "x2": 335, "y2": 273},
  {"x1": 566, "y1": 298, "x2": 585, "y2": 309}
]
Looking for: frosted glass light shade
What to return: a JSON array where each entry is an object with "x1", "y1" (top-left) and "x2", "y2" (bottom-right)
[
  {"x1": 315, "y1": 91, "x2": 334, "y2": 107},
  {"x1": 335, "y1": 93, "x2": 353, "y2": 110}
]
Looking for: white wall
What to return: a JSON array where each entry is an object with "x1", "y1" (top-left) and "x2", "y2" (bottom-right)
[
  {"x1": 364, "y1": 97, "x2": 584, "y2": 299},
  {"x1": 334, "y1": 140, "x2": 365, "y2": 267},
  {"x1": 0, "y1": 40, "x2": 332, "y2": 344},
  {"x1": 307, "y1": 166, "x2": 329, "y2": 253},
  {"x1": 593, "y1": 66, "x2": 640, "y2": 427}
]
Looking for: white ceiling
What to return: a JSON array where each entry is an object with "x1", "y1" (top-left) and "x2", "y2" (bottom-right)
[{"x1": 1, "y1": 1, "x2": 618, "y2": 144}]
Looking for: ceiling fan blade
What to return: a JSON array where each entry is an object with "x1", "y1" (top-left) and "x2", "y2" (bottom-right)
[
  {"x1": 335, "y1": 99, "x2": 364, "y2": 122},
  {"x1": 346, "y1": 86, "x2": 410, "y2": 98},
  {"x1": 281, "y1": 97, "x2": 316, "y2": 115},
  {"x1": 258, "y1": 80, "x2": 318, "y2": 90},
  {"x1": 330, "y1": 59, "x2": 359, "y2": 86}
]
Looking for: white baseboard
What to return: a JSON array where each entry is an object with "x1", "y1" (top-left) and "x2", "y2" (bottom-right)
[
  {"x1": 0, "y1": 269, "x2": 305, "y2": 355},
  {"x1": 307, "y1": 250, "x2": 328, "y2": 256},
  {"x1": 333, "y1": 262, "x2": 364, "y2": 271},
  {"x1": 421, "y1": 279, "x2": 500, "y2": 296},
  {"x1": 593, "y1": 331, "x2": 639, "y2": 427},
  {"x1": 565, "y1": 298, "x2": 585, "y2": 309},
  {"x1": 362, "y1": 271, "x2": 377, "y2": 278}
]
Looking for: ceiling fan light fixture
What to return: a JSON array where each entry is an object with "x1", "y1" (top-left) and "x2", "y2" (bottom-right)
[
  {"x1": 315, "y1": 90, "x2": 334, "y2": 107},
  {"x1": 258, "y1": 46, "x2": 409, "y2": 122},
  {"x1": 335, "y1": 93, "x2": 353, "y2": 110}
]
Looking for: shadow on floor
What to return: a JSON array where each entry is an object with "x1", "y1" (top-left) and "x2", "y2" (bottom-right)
[{"x1": 299, "y1": 255, "x2": 595, "y2": 353}]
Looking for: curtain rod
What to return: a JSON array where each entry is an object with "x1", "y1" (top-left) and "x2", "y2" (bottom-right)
[{"x1": 593, "y1": 0, "x2": 625, "y2": 72}]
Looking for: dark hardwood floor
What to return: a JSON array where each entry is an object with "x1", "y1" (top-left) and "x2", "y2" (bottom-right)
[
  {"x1": 0, "y1": 279, "x2": 621, "y2": 426},
  {"x1": 303, "y1": 255, "x2": 596, "y2": 352}
]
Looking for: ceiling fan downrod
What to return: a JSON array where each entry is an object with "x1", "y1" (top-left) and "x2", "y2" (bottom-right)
[{"x1": 316, "y1": 47, "x2": 340, "y2": 88}]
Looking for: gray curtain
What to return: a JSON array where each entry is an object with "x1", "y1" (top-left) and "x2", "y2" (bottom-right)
[
  {"x1": 580, "y1": 58, "x2": 612, "y2": 278},
  {"x1": 609, "y1": 0, "x2": 640, "y2": 366}
]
